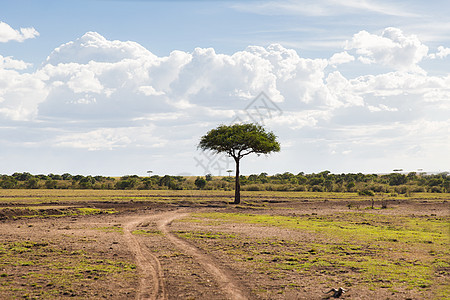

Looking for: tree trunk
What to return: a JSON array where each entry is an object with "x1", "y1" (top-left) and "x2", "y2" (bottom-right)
[{"x1": 234, "y1": 157, "x2": 240, "y2": 204}]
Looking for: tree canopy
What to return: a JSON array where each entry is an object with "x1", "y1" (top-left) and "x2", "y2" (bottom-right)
[
  {"x1": 199, "y1": 123, "x2": 280, "y2": 203},
  {"x1": 198, "y1": 123, "x2": 280, "y2": 160}
]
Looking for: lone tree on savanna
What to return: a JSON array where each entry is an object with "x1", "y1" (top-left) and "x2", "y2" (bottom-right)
[{"x1": 198, "y1": 123, "x2": 280, "y2": 204}]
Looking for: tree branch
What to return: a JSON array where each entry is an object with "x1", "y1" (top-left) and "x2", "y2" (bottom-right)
[{"x1": 239, "y1": 150, "x2": 255, "y2": 158}]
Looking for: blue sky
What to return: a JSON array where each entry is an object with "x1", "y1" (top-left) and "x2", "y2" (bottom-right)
[{"x1": 1, "y1": 0, "x2": 449, "y2": 176}]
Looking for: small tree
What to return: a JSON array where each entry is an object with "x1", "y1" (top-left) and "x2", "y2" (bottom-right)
[
  {"x1": 195, "y1": 177, "x2": 207, "y2": 189},
  {"x1": 198, "y1": 123, "x2": 280, "y2": 204},
  {"x1": 205, "y1": 173, "x2": 213, "y2": 181}
]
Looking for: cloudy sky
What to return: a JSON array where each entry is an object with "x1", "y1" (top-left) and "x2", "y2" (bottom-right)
[{"x1": 1, "y1": 0, "x2": 449, "y2": 176}]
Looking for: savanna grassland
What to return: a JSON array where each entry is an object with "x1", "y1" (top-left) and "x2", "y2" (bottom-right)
[{"x1": 0, "y1": 189, "x2": 448, "y2": 299}]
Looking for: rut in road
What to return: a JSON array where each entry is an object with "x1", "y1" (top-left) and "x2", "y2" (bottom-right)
[
  {"x1": 157, "y1": 211, "x2": 248, "y2": 300},
  {"x1": 124, "y1": 215, "x2": 167, "y2": 300}
]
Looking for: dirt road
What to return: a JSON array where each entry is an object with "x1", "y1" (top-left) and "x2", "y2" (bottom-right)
[
  {"x1": 124, "y1": 215, "x2": 166, "y2": 300},
  {"x1": 124, "y1": 210, "x2": 248, "y2": 300}
]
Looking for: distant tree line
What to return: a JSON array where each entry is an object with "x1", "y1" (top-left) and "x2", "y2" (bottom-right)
[
  {"x1": 0, "y1": 171, "x2": 449, "y2": 194},
  {"x1": 234, "y1": 171, "x2": 450, "y2": 195}
]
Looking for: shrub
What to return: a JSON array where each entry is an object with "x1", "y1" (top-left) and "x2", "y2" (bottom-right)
[
  {"x1": 293, "y1": 185, "x2": 306, "y2": 192},
  {"x1": 311, "y1": 185, "x2": 324, "y2": 192},
  {"x1": 194, "y1": 177, "x2": 207, "y2": 189},
  {"x1": 241, "y1": 184, "x2": 263, "y2": 191},
  {"x1": 394, "y1": 185, "x2": 409, "y2": 194},
  {"x1": 274, "y1": 184, "x2": 291, "y2": 191},
  {"x1": 370, "y1": 184, "x2": 388, "y2": 193},
  {"x1": 409, "y1": 185, "x2": 425, "y2": 193},
  {"x1": 430, "y1": 186, "x2": 442, "y2": 193}
]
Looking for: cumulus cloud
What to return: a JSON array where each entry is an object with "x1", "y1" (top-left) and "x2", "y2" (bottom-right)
[
  {"x1": 2, "y1": 33, "x2": 340, "y2": 121},
  {"x1": 429, "y1": 46, "x2": 450, "y2": 59},
  {"x1": 45, "y1": 32, "x2": 154, "y2": 64},
  {"x1": 0, "y1": 29, "x2": 449, "y2": 175},
  {"x1": 2, "y1": 30, "x2": 448, "y2": 124},
  {"x1": 0, "y1": 21, "x2": 39, "y2": 43},
  {"x1": 329, "y1": 51, "x2": 355, "y2": 66},
  {"x1": 345, "y1": 27, "x2": 428, "y2": 73},
  {"x1": 0, "y1": 55, "x2": 31, "y2": 70},
  {"x1": 1, "y1": 30, "x2": 446, "y2": 124},
  {"x1": 326, "y1": 71, "x2": 364, "y2": 106},
  {"x1": 0, "y1": 68, "x2": 48, "y2": 120}
]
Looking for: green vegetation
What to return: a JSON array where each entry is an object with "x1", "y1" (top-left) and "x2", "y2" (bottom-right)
[
  {"x1": 198, "y1": 123, "x2": 280, "y2": 203},
  {"x1": 0, "y1": 206, "x2": 117, "y2": 219},
  {"x1": 1, "y1": 171, "x2": 448, "y2": 194},
  {"x1": 0, "y1": 189, "x2": 447, "y2": 298},
  {"x1": 177, "y1": 212, "x2": 449, "y2": 297},
  {"x1": 0, "y1": 240, "x2": 136, "y2": 298}
]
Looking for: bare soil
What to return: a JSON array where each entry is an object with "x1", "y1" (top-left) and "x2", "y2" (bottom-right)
[{"x1": 0, "y1": 191, "x2": 448, "y2": 299}]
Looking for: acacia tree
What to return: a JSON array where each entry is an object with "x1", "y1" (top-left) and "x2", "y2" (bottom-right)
[{"x1": 198, "y1": 123, "x2": 280, "y2": 204}]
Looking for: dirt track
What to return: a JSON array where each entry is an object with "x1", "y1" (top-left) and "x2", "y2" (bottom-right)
[
  {"x1": 157, "y1": 211, "x2": 248, "y2": 300},
  {"x1": 124, "y1": 214, "x2": 167, "y2": 300},
  {"x1": 0, "y1": 191, "x2": 448, "y2": 299},
  {"x1": 124, "y1": 210, "x2": 248, "y2": 300}
]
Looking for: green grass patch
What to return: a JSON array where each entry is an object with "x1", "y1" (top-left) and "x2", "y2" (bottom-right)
[
  {"x1": 75, "y1": 207, "x2": 117, "y2": 215},
  {"x1": 188, "y1": 212, "x2": 448, "y2": 246},
  {"x1": 0, "y1": 239, "x2": 136, "y2": 298},
  {"x1": 180, "y1": 212, "x2": 449, "y2": 295}
]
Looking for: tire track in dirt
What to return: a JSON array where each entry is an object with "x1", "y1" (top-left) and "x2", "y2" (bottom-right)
[
  {"x1": 124, "y1": 215, "x2": 167, "y2": 300},
  {"x1": 157, "y1": 211, "x2": 248, "y2": 300}
]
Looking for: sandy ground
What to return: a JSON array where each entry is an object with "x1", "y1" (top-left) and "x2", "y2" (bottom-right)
[{"x1": 0, "y1": 193, "x2": 448, "y2": 299}]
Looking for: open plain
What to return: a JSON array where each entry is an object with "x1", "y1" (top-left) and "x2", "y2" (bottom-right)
[{"x1": 0, "y1": 190, "x2": 448, "y2": 299}]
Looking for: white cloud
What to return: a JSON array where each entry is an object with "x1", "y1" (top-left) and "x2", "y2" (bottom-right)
[
  {"x1": 1, "y1": 30, "x2": 447, "y2": 124},
  {"x1": 0, "y1": 68, "x2": 48, "y2": 120},
  {"x1": 67, "y1": 68, "x2": 105, "y2": 94},
  {"x1": 0, "y1": 55, "x2": 31, "y2": 70},
  {"x1": 45, "y1": 32, "x2": 155, "y2": 65},
  {"x1": 345, "y1": 27, "x2": 429, "y2": 73},
  {"x1": 329, "y1": 51, "x2": 355, "y2": 66},
  {"x1": 326, "y1": 71, "x2": 364, "y2": 106},
  {"x1": 0, "y1": 21, "x2": 39, "y2": 43},
  {"x1": 139, "y1": 86, "x2": 166, "y2": 96},
  {"x1": 266, "y1": 110, "x2": 332, "y2": 129},
  {"x1": 1, "y1": 30, "x2": 449, "y2": 175},
  {"x1": 429, "y1": 46, "x2": 450, "y2": 59},
  {"x1": 349, "y1": 71, "x2": 448, "y2": 98},
  {"x1": 367, "y1": 104, "x2": 398, "y2": 112}
]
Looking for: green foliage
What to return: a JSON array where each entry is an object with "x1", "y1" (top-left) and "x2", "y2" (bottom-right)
[
  {"x1": 158, "y1": 175, "x2": 184, "y2": 190},
  {"x1": 194, "y1": 177, "x2": 207, "y2": 189},
  {"x1": 198, "y1": 123, "x2": 280, "y2": 157},
  {"x1": 115, "y1": 176, "x2": 138, "y2": 190},
  {"x1": 0, "y1": 176, "x2": 17, "y2": 189},
  {"x1": 198, "y1": 123, "x2": 280, "y2": 203},
  {"x1": 0, "y1": 171, "x2": 448, "y2": 193}
]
